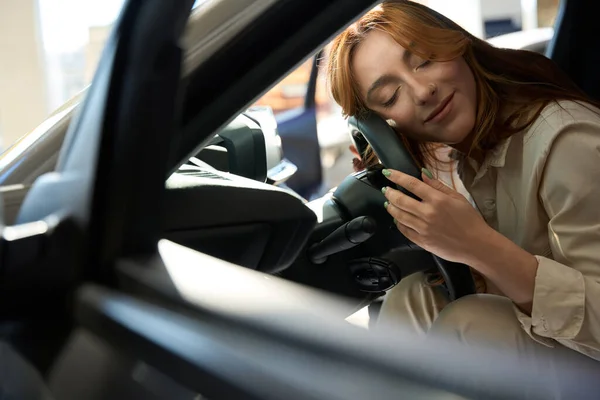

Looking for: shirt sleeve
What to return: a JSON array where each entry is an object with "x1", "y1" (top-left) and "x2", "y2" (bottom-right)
[{"x1": 514, "y1": 122, "x2": 600, "y2": 361}]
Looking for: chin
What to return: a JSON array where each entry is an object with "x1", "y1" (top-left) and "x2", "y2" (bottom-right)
[
  {"x1": 439, "y1": 130, "x2": 470, "y2": 145},
  {"x1": 444, "y1": 121, "x2": 474, "y2": 146}
]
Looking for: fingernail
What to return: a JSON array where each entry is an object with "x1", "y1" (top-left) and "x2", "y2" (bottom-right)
[
  {"x1": 381, "y1": 187, "x2": 388, "y2": 194},
  {"x1": 384, "y1": 201, "x2": 389, "y2": 209},
  {"x1": 382, "y1": 169, "x2": 391, "y2": 177},
  {"x1": 393, "y1": 218, "x2": 397, "y2": 225},
  {"x1": 421, "y1": 167, "x2": 434, "y2": 179}
]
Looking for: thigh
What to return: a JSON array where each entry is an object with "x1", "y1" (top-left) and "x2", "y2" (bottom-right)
[
  {"x1": 429, "y1": 294, "x2": 600, "y2": 369},
  {"x1": 430, "y1": 294, "x2": 541, "y2": 352},
  {"x1": 426, "y1": 296, "x2": 600, "y2": 399},
  {"x1": 377, "y1": 272, "x2": 449, "y2": 335}
]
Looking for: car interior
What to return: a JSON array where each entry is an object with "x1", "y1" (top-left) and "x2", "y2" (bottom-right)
[{"x1": 1, "y1": 0, "x2": 600, "y2": 399}]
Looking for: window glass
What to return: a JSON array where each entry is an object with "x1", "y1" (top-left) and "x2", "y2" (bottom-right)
[{"x1": 0, "y1": 0, "x2": 209, "y2": 153}]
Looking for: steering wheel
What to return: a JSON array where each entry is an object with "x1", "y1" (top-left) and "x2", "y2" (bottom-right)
[{"x1": 343, "y1": 112, "x2": 476, "y2": 301}]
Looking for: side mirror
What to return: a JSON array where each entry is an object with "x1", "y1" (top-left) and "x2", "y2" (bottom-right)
[
  {"x1": 196, "y1": 113, "x2": 267, "y2": 182},
  {"x1": 194, "y1": 106, "x2": 297, "y2": 185}
]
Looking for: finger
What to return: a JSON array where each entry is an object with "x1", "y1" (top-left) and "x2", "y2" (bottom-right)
[
  {"x1": 394, "y1": 219, "x2": 419, "y2": 242},
  {"x1": 421, "y1": 168, "x2": 455, "y2": 195},
  {"x1": 385, "y1": 203, "x2": 424, "y2": 233},
  {"x1": 382, "y1": 186, "x2": 423, "y2": 215},
  {"x1": 349, "y1": 145, "x2": 361, "y2": 159},
  {"x1": 382, "y1": 168, "x2": 435, "y2": 200}
]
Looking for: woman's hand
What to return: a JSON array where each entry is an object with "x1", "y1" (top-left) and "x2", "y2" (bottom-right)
[
  {"x1": 382, "y1": 167, "x2": 540, "y2": 311},
  {"x1": 382, "y1": 168, "x2": 493, "y2": 265}
]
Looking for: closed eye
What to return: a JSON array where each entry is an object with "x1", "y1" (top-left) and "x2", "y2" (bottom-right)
[
  {"x1": 417, "y1": 60, "x2": 431, "y2": 69},
  {"x1": 382, "y1": 87, "x2": 400, "y2": 108}
]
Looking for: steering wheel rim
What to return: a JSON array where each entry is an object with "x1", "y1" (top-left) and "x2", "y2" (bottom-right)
[
  {"x1": 349, "y1": 112, "x2": 421, "y2": 179},
  {"x1": 347, "y1": 112, "x2": 476, "y2": 301}
]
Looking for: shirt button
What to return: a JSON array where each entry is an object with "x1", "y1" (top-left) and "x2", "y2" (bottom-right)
[{"x1": 484, "y1": 199, "x2": 496, "y2": 209}]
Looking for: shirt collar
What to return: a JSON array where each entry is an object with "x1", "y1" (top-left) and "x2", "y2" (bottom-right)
[
  {"x1": 448, "y1": 137, "x2": 512, "y2": 168},
  {"x1": 448, "y1": 137, "x2": 512, "y2": 186},
  {"x1": 486, "y1": 137, "x2": 512, "y2": 168}
]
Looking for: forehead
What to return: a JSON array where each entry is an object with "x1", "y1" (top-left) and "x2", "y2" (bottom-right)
[{"x1": 352, "y1": 30, "x2": 408, "y2": 92}]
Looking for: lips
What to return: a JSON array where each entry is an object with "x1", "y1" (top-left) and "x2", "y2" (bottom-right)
[{"x1": 425, "y1": 92, "x2": 455, "y2": 123}]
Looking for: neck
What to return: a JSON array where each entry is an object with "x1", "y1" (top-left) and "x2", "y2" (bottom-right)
[{"x1": 450, "y1": 131, "x2": 485, "y2": 164}]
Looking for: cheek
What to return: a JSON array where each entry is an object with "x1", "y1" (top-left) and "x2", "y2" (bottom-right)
[
  {"x1": 384, "y1": 97, "x2": 419, "y2": 129},
  {"x1": 439, "y1": 60, "x2": 475, "y2": 92},
  {"x1": 455, "y1": 62, "x2": 477, "y2": 101},
  {"x1": 445, "y1": 61, "x2": 477, "y2": 118}
]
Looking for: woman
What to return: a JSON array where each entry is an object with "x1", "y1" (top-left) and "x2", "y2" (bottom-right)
[{"x1": 327, "y1": 0, "x2": 600, "y2": 362}]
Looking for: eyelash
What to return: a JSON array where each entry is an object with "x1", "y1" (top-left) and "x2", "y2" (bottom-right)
[
  {"x1": 418, "y1": 60, "x2": 431, "y2": 69},
  {"x1": 383, "y1": 88, "x2": 399, "y2": 108}
]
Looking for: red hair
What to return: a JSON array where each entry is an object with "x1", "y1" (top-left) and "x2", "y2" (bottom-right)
[{"x1": 327, "y1": 0, "x2": 599, "y2": 169}]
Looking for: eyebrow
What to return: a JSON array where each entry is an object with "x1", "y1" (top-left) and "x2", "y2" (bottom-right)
[{"x1": 365, "y1": 49, "x2": 414, "y2": 104}]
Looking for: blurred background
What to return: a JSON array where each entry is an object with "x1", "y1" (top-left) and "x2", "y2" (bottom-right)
[{"x1": 0, "y1": 0, "x2": 560, "y2": 193}]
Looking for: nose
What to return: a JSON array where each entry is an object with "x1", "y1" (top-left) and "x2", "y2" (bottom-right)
[{"x1": 411, "y1": 80, "x2": 437, "y2": 105}]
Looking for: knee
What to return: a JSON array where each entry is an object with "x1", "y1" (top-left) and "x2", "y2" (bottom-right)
[
  {"x1": 439, "y1": 294, "x2": 514, "y2": 320},
  {"x1": 378, "y1": 272, "x2": 446, "y2": 334},
  {"x1": 430, "y1": 294, "x2": 522, "y2": 342},
  {"x1": 377, "y1": 272, "x2": 425, "y2": 329},
  {"x1": 383, "y1": 272, "x2": 427, "y2": 307}
]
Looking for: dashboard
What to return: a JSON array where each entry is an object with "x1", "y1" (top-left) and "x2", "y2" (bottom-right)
[
  {"x1": 164, "y1": 108, "x2": 317, "y2": 274},
  {"x1": 164, "y1": 162, "x2": 316, "y2": 273}
]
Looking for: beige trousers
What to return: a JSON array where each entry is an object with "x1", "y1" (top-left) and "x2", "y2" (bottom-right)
[
  {"x1": 377, "y1": 272, "x2": 591, "y2": 359},
  {"x1": 375, "y1": 272, "x2": 600, "y2": 398}
]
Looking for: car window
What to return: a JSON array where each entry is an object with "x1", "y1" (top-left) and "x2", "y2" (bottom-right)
[
  {"x1": 252, "y1": 56, "x2": 338, "y2": 121},
  {"x1": 253, "y1": 58, "x2": 315, "y2": 115},
  {"x1": 538, "y1": 0, "x2": 561, "y2": 28},
  {"x1": 0, "y1": 0, "x2": 562, "y2": 183},
  {"x1": 252, "y1": 50, "x2": 352, "y2": 192}
]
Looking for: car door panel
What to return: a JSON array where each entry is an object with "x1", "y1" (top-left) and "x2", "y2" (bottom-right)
[{"x1": 52, "y1": 242, "x2": 600, "y2": 400}]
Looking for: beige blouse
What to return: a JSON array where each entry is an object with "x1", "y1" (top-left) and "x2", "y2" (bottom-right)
[{"x1": 447, "y1": 100, "x2": 600, "y2": 361}]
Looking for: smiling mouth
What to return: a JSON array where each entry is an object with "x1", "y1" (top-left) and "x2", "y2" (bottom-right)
[{"x1": 425, "y1": 92, "x2": 455, "y2": 123}]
